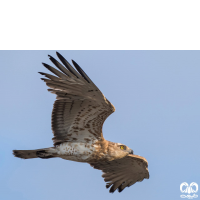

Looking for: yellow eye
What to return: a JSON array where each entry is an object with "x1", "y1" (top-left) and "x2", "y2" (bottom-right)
[{"x1": 120, "y1": 145, "x2": 125, "y2": 150}]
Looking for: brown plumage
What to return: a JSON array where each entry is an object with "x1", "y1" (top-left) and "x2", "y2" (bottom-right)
[
  {"x1": 91, "y1": 155, "x2": 149, "y2": 193},
  {"x1": 13, "y1": 52, "x2": 149, "y2": 193}
]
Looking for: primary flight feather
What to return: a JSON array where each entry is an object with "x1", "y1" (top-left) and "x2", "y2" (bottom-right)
[{"x1": 13, "y1": 52, "x2": 149, "y2": 193}]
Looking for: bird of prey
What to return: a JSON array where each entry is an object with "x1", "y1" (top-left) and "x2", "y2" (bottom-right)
[{"x1": 13, "y1": 52, "x2": 149, "y2": 193}]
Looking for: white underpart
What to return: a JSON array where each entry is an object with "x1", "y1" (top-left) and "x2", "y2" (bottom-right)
[{"x1": 56, "y1": 142, "x2": 97, "y2": 162}]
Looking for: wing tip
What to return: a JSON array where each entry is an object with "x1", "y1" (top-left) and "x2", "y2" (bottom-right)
[
  {"x1": 56, "y1": 51, "x2": 63, "y2": 59},
  {"x1": 109, "y1": 187, "x2": 116, "y2": 193},
  {"x1": 42, "y1": 63, "x2": 49, "y2": 68},
  {"x1": 118, "y1": 188, "x2": 123, "y2": 193},
  {"x1": 71, "y1": 59, "x2": 78, "y2": 68},
  {"x1": 71, "y1": 59, "x2": 90, "y2": 83},
  {"x1": 56, "y1": 51, "x2": 60, "y2": 55},
  {"x1": 48, "y1": 54, "x2": 55, "y2": 60}
]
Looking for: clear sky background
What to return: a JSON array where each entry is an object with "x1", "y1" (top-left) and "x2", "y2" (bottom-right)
[{"x1": 1, "y1": 51, "x2": 200, "y2": 200}]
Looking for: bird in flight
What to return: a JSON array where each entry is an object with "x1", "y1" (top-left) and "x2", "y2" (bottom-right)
[{"x1": 13, "y1": 52, "x2": 149, "y2": 193}]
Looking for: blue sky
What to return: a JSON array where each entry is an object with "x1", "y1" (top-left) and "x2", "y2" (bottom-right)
[{"x1": 1, "y1": 51, "x2": 200, "y2": 200}]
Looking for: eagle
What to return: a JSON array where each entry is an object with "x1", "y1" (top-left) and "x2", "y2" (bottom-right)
[{"x1": 13, "y1": 52, "x2": 149, "y2": 193}]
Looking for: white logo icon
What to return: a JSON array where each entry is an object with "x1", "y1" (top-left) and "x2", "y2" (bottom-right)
[{"x1": 180, "y1": 182, "x2": 198, "y2": 199}]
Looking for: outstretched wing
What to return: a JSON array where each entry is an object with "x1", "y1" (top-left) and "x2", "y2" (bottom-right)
[
  {"x1": 90, "y1": 155, "x2": 149, "y2": 193},
  {"x1": 40, "y1": 52, "x2": 115, "y2": 145}
]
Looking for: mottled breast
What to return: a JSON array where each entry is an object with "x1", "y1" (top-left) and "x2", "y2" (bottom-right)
[{"x1": 56, "y1": 142, "x2": 97, "y2": 162}]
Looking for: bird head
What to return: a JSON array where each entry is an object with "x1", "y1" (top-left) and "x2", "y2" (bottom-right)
[
  {"x1": 107, "y1": 142, "x2": 134, "y2": 160},
  {"x1": 117, "y1": 143, "x2": 133, "y2": 154}
]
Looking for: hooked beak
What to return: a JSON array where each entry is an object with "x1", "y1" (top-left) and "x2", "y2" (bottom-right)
[{"x1": 129, "y1": 149, "x2": 133, "y2": 154}]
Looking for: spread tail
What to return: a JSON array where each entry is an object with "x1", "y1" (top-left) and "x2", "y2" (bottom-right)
[{"x1": 13, "y1": 147, "x2": 57, "y2": 159}]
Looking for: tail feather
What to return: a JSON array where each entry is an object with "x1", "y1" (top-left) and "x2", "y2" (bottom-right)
[{"x1": 13, "y1": 148, "x2": 56, "y2": 159}]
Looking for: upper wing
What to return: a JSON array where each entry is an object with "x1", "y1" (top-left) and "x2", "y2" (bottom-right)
[
  {"x1": 90, "y1": 154, "x2": 149, "y2": 193},
  {"x1": 40, "y1": 52, "x2": 115, "y2": 145}
]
